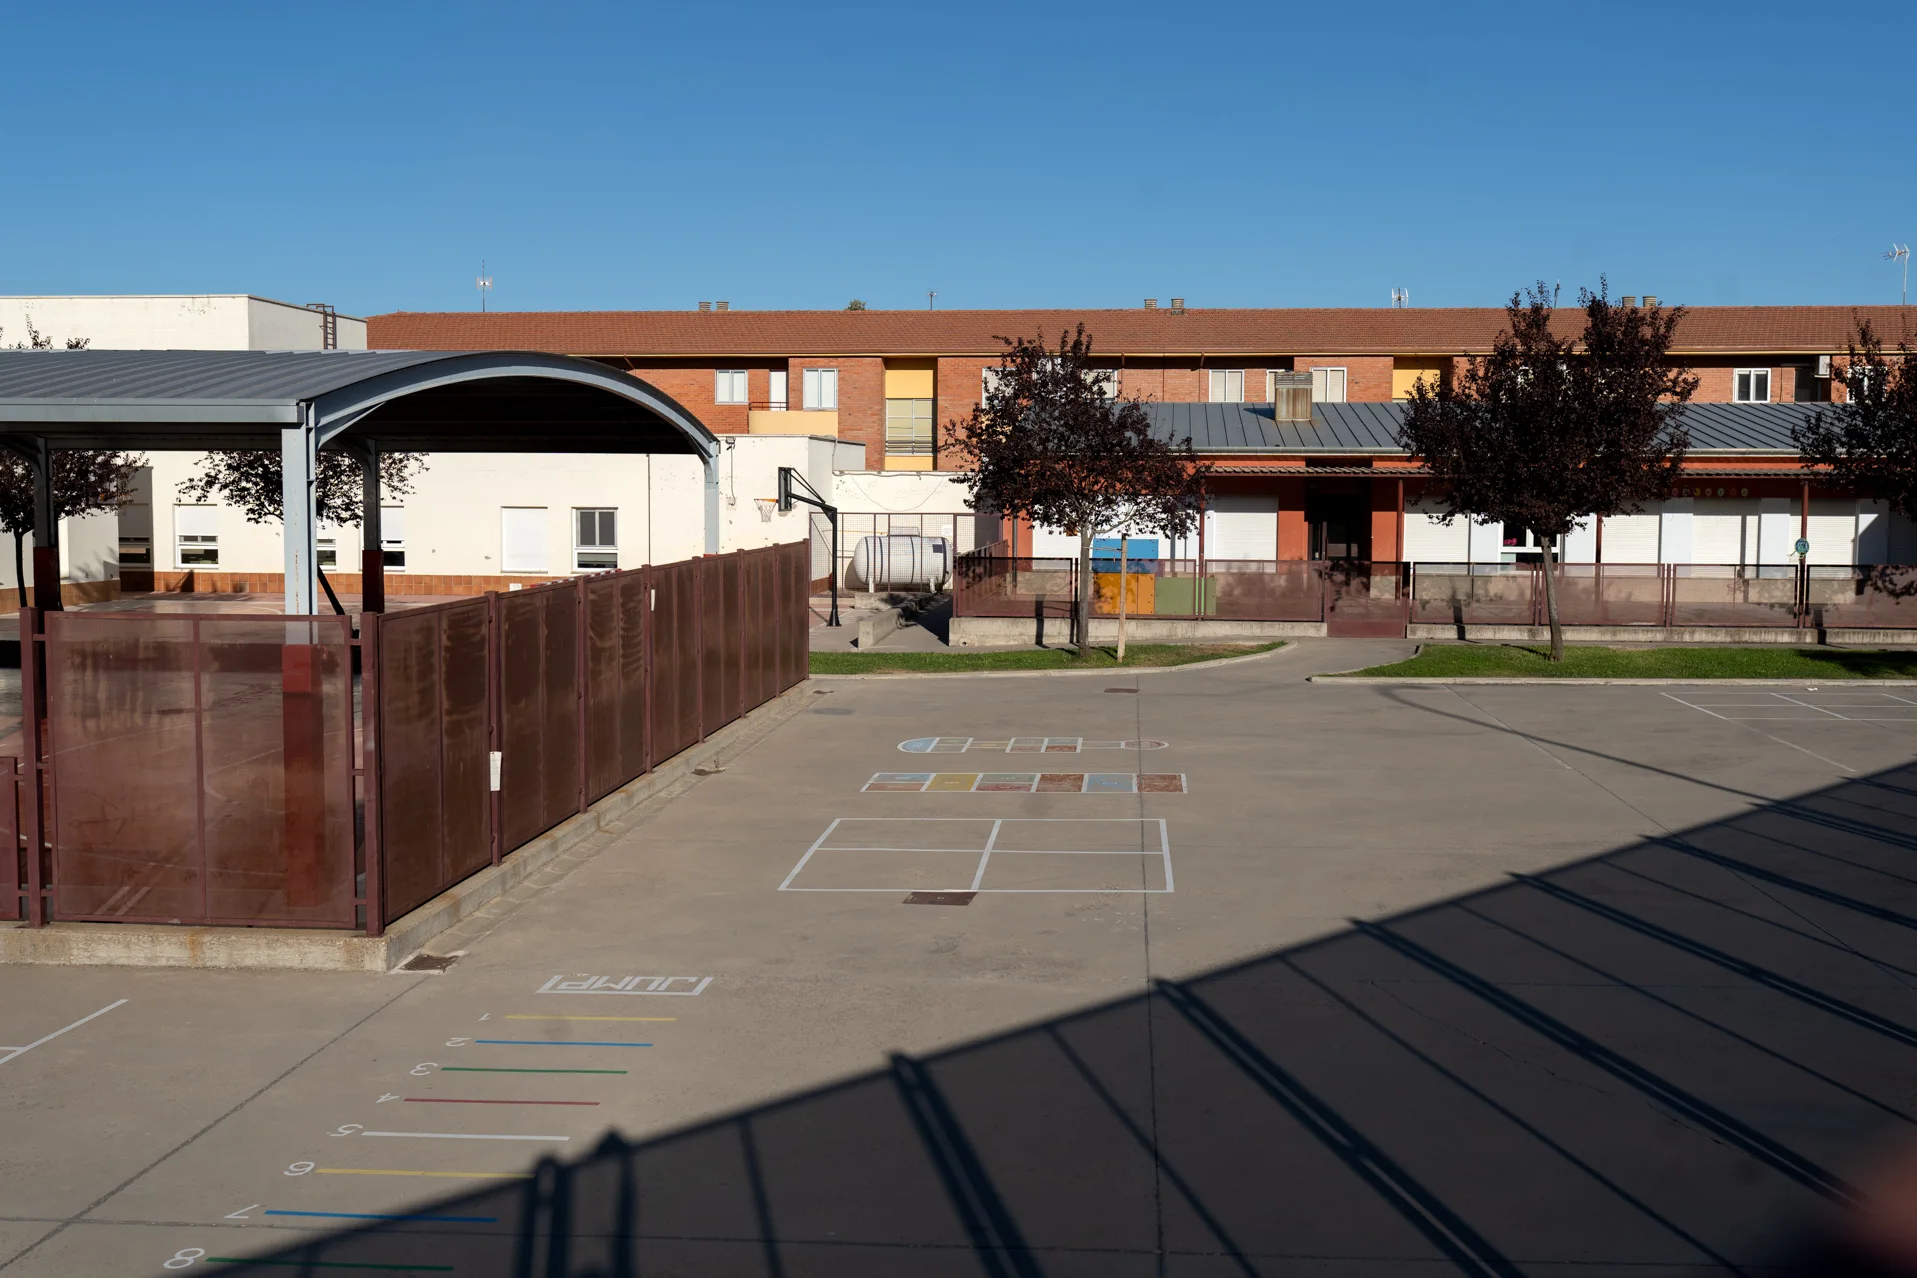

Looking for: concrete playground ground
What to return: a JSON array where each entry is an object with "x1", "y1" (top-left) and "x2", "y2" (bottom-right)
[{"x1": 4, "y1": 638, "x2": 1917, "y2": 1276}]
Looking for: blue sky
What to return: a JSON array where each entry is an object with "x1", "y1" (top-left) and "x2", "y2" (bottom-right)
[{"x1": 3, "y1": 1, "x2": 1909, "y2": 316}]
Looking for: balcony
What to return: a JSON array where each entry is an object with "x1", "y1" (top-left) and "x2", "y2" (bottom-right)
[{"x1": 747, "y1": 401, "x2": 835, "y2": 436}]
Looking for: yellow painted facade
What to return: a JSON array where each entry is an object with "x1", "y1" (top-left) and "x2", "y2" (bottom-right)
[
  {"x1": 882, "y1": 454, "x2": 935, "y2": 471},
  {"x1": 1392, "y1": 358, "x2": 1445, "y2": 400},
  {"x1": 883, "y1": 360, "x2": 936, "y2": 398},
  {"x1": 749, "y1": 409, "x2": 835, "y2": 436}
]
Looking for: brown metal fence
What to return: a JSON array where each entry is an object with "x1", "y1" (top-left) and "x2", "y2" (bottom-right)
[
  {"x1": 6, "y1": 541, "x2": 810, "y2": 933},
  {"x1": 1409, "y1": 563, "x2": 1917, "y2": 629}
]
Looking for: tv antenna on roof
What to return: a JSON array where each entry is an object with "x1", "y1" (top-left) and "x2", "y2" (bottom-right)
[
  {"x1": 1886, "y1": 243, "x2": 1910, "y2": 307},
  {"x1": 927, "y1": 290, "x2": 937, "y2": 310},
  {"x1": 477, "y1": 260, "x2": 494, "y2": 313},
  {"x1": 1390, "y1": 288, "x2": 1410, "y2": 308}
]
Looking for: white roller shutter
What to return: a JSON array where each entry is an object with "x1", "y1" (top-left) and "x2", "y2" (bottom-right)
[
  {"x1": 1205, "y1": 496, "x2": 1278, "y2": 561},
  {"x1": 1600, "y1": 514, "x2": 1659, "y2": 563},
  {"x1": 1402, "y1": 503, "x2": 1468, "y2": 562},
  {"x1": 501, "y1": 507, "x2": 549, "y2": 573}
]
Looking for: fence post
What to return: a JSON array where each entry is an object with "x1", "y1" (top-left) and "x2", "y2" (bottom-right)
[
  {"x1": 739, "y1": 549, "x2": 749, "y2": 717},
  {"x1": 576, "y1": 576, "x2": 589, "y2": 816},
  {"x1": 694, "y1": 559, "x2": 707, "y2": 743},
  {"x1": 488, "y1": 592, "x2": 504, "y2": 866},
  {"x1": 361, "y1": 612, "x2": 386, "y2": 938},
  {"x1": 641, "y1": 568, "x2": 655, "y2": 775},
  {"x1": 19, "y1": 607, "x2": 45, "y2": 927}
]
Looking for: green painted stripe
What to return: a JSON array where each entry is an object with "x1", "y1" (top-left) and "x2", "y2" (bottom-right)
[
  {"x1": 209, "y1": 1261, "x2": 453, "y2": 1272},
  {"x1": 441, "y1": 1066, "x2": 626, "y2": 1075}
]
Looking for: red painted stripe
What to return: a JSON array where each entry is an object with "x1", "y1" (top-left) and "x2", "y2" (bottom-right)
[{"x1": 403, "y1": 1098, "x2": 600, "y2": 1106}]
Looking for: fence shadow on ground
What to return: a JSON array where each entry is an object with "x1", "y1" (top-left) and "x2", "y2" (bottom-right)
[{"x1": 213, "y1": 762, "x2": 1917, "y2": 1276}]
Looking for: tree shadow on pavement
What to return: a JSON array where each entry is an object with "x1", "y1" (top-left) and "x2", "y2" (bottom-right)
[{"x1": 215, "y1": 763, "x2": 1917, "y2": 1276}]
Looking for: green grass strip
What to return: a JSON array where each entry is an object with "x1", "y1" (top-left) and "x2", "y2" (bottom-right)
[
  {"x1": 1335, "y1": 644, "x2": 1917, "y2": 680},
  {"x1": 810, "y1": 642, "x2": 1281, "y2": 675},
  {"x1": 441, "y1": 1066, "x2": 626, "y2": 1075},
  {"x1": 210, "y1": 1262, "x2": 452, "y2": 1272}
]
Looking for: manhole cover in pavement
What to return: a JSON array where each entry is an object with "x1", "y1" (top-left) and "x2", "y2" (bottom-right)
[
  {"x1": 400, "y1": 952, "x2": 461, "y2": 972},
  {"x1": 1104, "y1": 687, "x2": 1139, "y2": 694},
  {"x1": 903, "y1": 891, "x2": 976, "y2": 906}
]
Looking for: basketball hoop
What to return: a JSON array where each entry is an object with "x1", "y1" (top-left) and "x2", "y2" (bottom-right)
[{"x1": 753, "y1": 497, "x2": 778, "y2": 523}]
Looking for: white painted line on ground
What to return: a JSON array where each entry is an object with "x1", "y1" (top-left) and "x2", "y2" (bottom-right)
[
  {"x1": 1770, "y1": 693, "x2": 1851, "y2": 719},
  {"x1": 778, "y1": 817, "x2": 841, "y2": 891},
  {"x1": 1660, "y1": 693, "x2": 1857, "y2": 773},
  {"x1": 0, "y1": 999, "x2": 128, "y2": 1067},
  {"x1": 970, "y1": 819, "x2": 1003, "y2": 891},
  {"x1": 783, "y1": 818, "x2": 1174, "y2": 894}
]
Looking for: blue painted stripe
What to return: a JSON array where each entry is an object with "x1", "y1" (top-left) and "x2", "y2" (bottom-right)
[
  {"x1": 473, "y1": 1039, "x2": 651, "y2": 1047},
  {"x1": 264, "y1": 1210, "x2": 499, "y2": 1223}
]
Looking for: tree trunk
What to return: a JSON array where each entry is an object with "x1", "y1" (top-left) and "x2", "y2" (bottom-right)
[
  {"x1": 1541, "y1": 532, "x2": 1564, "y2": 662},
  {"x1": 13, "y1": 531, "x2": 24, "y2": 609},
  {"x1": 1075, "y1": 528, "x2": 1093, "y2": 662},
  {"x1": 1117, "y1": 532, "x2": 1130, "y2": 663}
]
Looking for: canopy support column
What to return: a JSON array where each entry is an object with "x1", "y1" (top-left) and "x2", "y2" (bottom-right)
[
  {"x1": 704, "y1": 447, "x2": 722, "y2": 555},
  {"x1": 28, "y1": 436, "x2": 60, "y2": 612},
  {"x1": 358, "y1": 441, "x2": 384, "y2": 614},
  {"x1": 282, "y1": 408, "x2": 319, "y2": 616}
]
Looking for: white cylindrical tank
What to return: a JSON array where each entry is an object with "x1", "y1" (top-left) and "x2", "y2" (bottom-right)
[{"x1": 845, "y1": 535, "x2": 950, "y2": 591}]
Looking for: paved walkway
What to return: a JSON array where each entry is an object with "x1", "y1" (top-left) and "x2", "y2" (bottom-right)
[{"x1": 4, "y1": 640, "x2": 1916, "y2": 1274}]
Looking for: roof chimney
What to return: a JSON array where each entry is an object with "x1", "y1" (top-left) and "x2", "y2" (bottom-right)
[
  {"x1": 1641, "y1": 295, "x2": 1657, "y2": 307},
  {"x1": 1169, "y1": 297, "x2": 1185, "y2": 313},
  {"x1": 698, "y1": 301, "x2": 711, "y2": 312},
  {"x1": 715, "y1": 300, "x2": 729, "y2": 312},
  {"x1": 1621, "y1": 296, "x2": 1637, "y2": 308},
  {"x1": 1143, "y1": 298, "x2": 1157, "y2": 309}
]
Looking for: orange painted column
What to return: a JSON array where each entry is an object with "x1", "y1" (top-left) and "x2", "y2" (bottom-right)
[
  {"x1": 1277, "y1": 478, "x2": 1309, "y2": 560},
  {"x1": 1369, "y1": 480, "x2": 1401, "y2": 562}
]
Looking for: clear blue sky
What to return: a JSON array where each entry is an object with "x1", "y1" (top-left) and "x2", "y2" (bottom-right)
[{"x1": 4, "y1": 1, "x2": 1910, "y2": 316}]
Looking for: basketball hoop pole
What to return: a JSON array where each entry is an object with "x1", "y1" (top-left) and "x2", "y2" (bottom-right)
[{"x1": 778, "y1": 467, "x2": 841, "y2": 626}]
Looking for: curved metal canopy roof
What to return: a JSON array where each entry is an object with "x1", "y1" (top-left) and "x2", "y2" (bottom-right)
[{"x1": 0, "y1": 349, "x2": 717, "y2": 456}]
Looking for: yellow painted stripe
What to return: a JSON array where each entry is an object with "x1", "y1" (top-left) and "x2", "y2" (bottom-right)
[
  {"x1": 316, "y1": 1169, "x2": 532, "y2": 1179},
  {"x1": 502, "y1": 1014, "x2": 677, "y2": 1022}
]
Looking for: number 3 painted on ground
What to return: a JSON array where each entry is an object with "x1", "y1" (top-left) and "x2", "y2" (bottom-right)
[
  {"x1": 410, "y1": 1063, "x2": 439, "y2": 1075},
  {"x1": 164, "y1": 1248, "x2": 205, "y2": 1268}
]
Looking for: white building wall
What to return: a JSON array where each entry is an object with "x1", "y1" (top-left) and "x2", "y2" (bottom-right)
[{"x1": 0, "y1": 295, "x2": 363, "y2": 351}]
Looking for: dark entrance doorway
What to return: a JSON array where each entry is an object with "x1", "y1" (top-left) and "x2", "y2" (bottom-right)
[{"x1": 1306, "y1": 485, "x2": 1370, "y2": 561}]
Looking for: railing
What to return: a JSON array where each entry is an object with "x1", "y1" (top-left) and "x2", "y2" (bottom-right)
[
  {"x1": 4, "y1": 542, "x2": 811, "y2": 932},
  {"x1": 1409, "y1": 563, "x2": 1917, "y2": 629}
]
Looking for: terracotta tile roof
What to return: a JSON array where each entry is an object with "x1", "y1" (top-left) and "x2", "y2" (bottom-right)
[{"x1": 368, "y1": 306, "x2": 1917, "y2": 358}]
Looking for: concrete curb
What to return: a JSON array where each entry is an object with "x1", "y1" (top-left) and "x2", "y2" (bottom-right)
[
  {"x1": 1308, "y1": 675, "x2": 1917, "y2": 686},
  {"x1": 855, "y1": 606, "x2": 904, "y2": 650},
  {"x1": 811, "y1": 642, "x2": 1291, "y2": 680},
  {"x1": 0, "y1": 680, "x2": 819, "y2": 972}
]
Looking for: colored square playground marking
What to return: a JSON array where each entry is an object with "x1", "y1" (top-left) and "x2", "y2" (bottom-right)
[
  {"x1": 861, "y1": 772, "x2": 1186, "y2": 794},
  {"x1": 900, "y1": 736, "x2": 1168, "y2": 754},
  {"x1": 780, "y1": 818, "x2": 1174, "y2": 894}
]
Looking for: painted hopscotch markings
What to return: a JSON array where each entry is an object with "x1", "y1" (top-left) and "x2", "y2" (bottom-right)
[
  {"x1": 316, "y1": 1168, "x2": 532, "y2": 1179},
  {"x1": 781, "y1": 818, "x2": 1173, "y2": 894},
  {"x1": 264, "y1": 1209, "x2": 499, "y2": 1223},
  {"x1": 0, "y1": 999, "x2": 127, "y2": 1067},
  {"x1": 865, "y1": 772, "x2": 1186, "y2": 794},
  {"x1": 900, "y1": 736, "x2": 1167, "y2": 754},
  {"x1": 1664, "y1": 690, "x2": 1917, "y2": 722},
  {"x1": 537, "y1": 975, "x2": 713, "y2": 996},
  {"x1": 503, "y1": 1014, "x2": 676, "y2": 1022}
]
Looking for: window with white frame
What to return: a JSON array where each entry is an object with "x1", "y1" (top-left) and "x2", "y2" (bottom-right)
[
  {"x1": 574, "y1": 508, "x2": 617, "y2": 571},
  {"x1": 767, "y1": 369, "x2": 788, "y2": 410},
  {"x1": 1734, "y1": 368, "x2": 1771, "y2": 402},
  {"x1": 175, "y1": 505, "x2": 218, "y2": 567},
  {"x1": 714, "y1": 370, "x2": 748, "y2": 404},
  {"x1": 317, "y1": 527, "x2": 338, "y2": 568},
  {"x1": 1208, "y1": 369, "x2": 1245, "y2": 403},
  {"x1": 802, "y1": 367, "x2": 838, "y2": 410},
  {"x1": 983, "y1": 365, "x2": 1118, "y2": 398},
  {"x1": 1310, "y1": 366, "x2": 1347, "y2": 403},
  {"x1": 381, "y1": 505, "x2": 406, "y2": 570}
]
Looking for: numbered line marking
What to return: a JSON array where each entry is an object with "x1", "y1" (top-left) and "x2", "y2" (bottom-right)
[
  {"x1": 359, "y1": 1130, "x2": 570, "y2": 1141},
  {"x1": 900, "y1": 736, "x2": 1168, "y2": 754},
  {"x1": 441, "y1": 1066, "x2": 627, "y2": 1074},
  {"x1": 471, "y1": 1039, "x2": 651, "y2": 1047},
  {"x1": 317, "y1": 1168, "x2": 534, "y2": 1179},
  {"x1": 503, "y1": 1014, "x2": 676, "y2": 1022},
  {"x1": 536, "y1": 975, "x2": 712, "y2": 996},
  {"x1": 404, "y1": 1097, "x2": 599, "y2": 1106},
  {"x1": 263, "y1": 1209, "x2": 499, "y2": 1223},
  {"x1": 0, "y1": 999, "x2": 128, "y2": 1066},
  {"x1": 862, "y1": 772, "x2": 1186, "y2": 794}
]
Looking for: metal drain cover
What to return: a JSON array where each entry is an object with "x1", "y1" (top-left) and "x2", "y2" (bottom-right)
[
  {"x1": 903, "y1": 891, "x2": 976, "y2": 906},
  {"x1": 811, "y1": 707, "x2": 855, "y2": 715},
  {"x1": 1104, "y1": 687, "x2": 1139, "y2": 694},
  {"x1": 400, "y1": 952, "x2": 461, "y2": 972}
]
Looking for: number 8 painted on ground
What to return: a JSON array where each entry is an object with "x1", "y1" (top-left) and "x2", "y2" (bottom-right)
[{"x1": 164, "y1": 1247, "x2": 205, "y2": 1268}]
